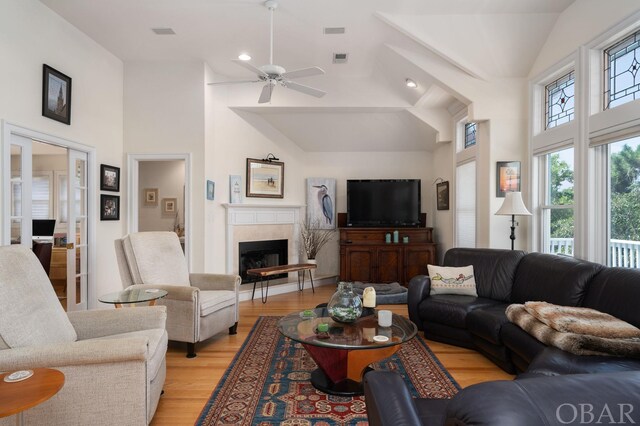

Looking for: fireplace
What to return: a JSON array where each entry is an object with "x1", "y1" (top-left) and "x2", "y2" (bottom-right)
[{"x1": 239, "y1": 239, "x2": 288, "y2": 284}]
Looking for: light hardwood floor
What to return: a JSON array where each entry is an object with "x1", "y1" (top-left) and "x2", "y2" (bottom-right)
[{"x1": 151, "y1": 284, "x2": 514, "y2": 425}]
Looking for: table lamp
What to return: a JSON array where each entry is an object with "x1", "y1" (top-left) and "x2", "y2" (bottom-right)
[{"x1": 495, "y1": 191, "x2": 531, "y2": 250}]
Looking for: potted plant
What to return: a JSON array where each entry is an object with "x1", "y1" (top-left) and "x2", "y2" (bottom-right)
[{"x1": 300, "y1": 218, "x2": 334, "y2": 264}]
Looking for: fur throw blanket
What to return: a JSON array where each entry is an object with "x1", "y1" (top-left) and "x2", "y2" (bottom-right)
[
  {"x1": 524, "y1": 301, "x2": 640, "y2": 339},
  {"x1": 506, "y1": 302, "x2": 640, "y2": 357}
]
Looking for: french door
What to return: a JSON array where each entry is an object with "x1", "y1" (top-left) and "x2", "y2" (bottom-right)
[{"x1": 5, "y1": 132, "x2": 89, "y2": 311}]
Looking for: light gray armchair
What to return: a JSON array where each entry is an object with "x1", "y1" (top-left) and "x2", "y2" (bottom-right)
[
  {"x1": 0, "y1": 245, "x2": 167, "y2": 426},
  {"x1": 115, "y1": 232, "x2": 241, "y2": 357}
]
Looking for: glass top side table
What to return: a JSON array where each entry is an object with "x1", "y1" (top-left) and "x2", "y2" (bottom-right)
[{"x1": 99, "y1": 288, "x2": 168, "y2": 308}]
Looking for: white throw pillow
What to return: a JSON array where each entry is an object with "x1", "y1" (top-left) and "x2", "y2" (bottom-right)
[{"x1": 427, "y1": 265, "x2": 478, "y2": 296}]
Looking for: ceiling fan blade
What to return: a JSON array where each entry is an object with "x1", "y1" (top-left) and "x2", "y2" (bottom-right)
[
  {"x1": 283, "y1": 80, "x2": 326, "y2": 98},
  {"x1": 281, "y1": 66, "x2": 325, "y2": 80},
  {"x1": 207, "y1": 80, "x2": 261, "y2": 86},
  {"x1": 232, "y1": 59, "x2": 268, "y2": 78},
  {"x1": 258, "y1": 82, "x2": 275, "y2": 104}
]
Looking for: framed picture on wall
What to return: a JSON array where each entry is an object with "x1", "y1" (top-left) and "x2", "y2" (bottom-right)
[
  {"x1": 42, "y1": 64, "x2": 72, "y2": 125},
  {"x1": 306, "y1": 178, "x2": 336, "y2": 229},
  {"x1": 206, "y1": 180, "x2": 215, "y2": 200},
  {"x1": 144, "y1": 188, "x2": 158, "y2": 205},
  {"x1": 246, "y1": 158, "x2": 284, "y2": 198},
  {"x1": 436, "y1": 181, "x2": 450, "y2": 210},
  {"x1": 100, "y1": 194, "x2": 120, "y2": 221},
  {"x1": 229, "y1": 175, "x2": 242, "y2": 204},
  {"x1": 162, "y1": 198, "x2": 177, "y2": 214},
  {"x1": 496, "y1": 161, "x2": 521, "y2": 197},
  {"x1": 100, "y1": 164, "x2": 120, "y2": 192}
]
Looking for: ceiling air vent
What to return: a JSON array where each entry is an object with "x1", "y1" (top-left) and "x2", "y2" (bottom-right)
[
  {"x1": 151, "y1": 28, "x2": 176, "y2": 35},
  {"x1": 324, "y1": 27, "x2": 346, "y2": 35},
  {"x1": 333, "y1": 53, "x2": 349, "y2": 64}
]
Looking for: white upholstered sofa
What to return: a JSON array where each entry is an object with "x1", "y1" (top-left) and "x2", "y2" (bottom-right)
[
  {"x1": 0, "y1": 245, "x2": 167, "y2": 425},
  {"x1": 115, "y1": 232, "x2": 241, "y2": 357}
]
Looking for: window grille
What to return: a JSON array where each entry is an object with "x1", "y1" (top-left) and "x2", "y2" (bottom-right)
[
  {"x1": 464, "y1": 123, "x2": 477, "y2": 148},
  {"x1": 605, "y1": 29, "x2": 640, "y2": 109},
  {"x1": 545, "y1": 71, "x2": 575, "y2": 129}
]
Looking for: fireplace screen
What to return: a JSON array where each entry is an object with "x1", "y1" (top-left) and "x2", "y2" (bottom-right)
[{"x1": 239, "y1": 239, "x2": 288, "y2": 283}]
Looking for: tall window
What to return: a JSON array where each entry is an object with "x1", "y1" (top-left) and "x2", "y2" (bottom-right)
[
  {"x1": 545, "y1": 71, "x2": 575, "y2": 129},
  {"x1": 456, "y1": 161, "x2": 476, "y2": 247},
  {"x1": 32, "y1": 174, "x2": 52, "y2": 219},
  {"x1": 608, "y1": 136, "x2": 640, "y2": 267},
  {"x1": 464, "y1": 123, "x2": 477, "y2": 149},
  {"x1": 604, "y1": 29, "x2": 640, "y2": 109},
  {"x1": 540, "y1": 148, "x2": 574, "y2": 255}
]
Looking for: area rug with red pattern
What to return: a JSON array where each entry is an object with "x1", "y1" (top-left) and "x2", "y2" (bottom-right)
[{"x1": 195, "y1": 316, "x2": 459, "y2": 425}]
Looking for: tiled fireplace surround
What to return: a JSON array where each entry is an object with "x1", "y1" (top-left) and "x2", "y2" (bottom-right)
[{"x1": 223, "y1": 203, "x2": 332, "y2": 301}]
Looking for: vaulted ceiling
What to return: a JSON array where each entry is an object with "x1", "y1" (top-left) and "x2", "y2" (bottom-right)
[{"x1": 40, "y1": 0, "x2": 575, "y2": 152}]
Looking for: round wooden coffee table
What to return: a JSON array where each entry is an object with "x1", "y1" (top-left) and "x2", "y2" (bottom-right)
[
  {"x1": 0, "y1": 368, "x2": 65, "y2": 425},
  {"x1": 277, "y1": 308, "x2": 417, "y2": 396}
]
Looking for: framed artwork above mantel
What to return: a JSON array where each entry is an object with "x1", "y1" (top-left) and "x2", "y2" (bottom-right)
[{"x1": 246, "y1": 158, "x2": 284, "y2": 198}]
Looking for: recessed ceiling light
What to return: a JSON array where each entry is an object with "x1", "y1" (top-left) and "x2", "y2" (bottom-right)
[
  {"x1": 405, "y1": 78, "x2": 417, "y2": 88},
  {"x1": 238, "y1": 53, "x2": 252, "y2": 61}
]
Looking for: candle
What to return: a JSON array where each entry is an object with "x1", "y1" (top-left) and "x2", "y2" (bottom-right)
[{"x1": 363, "y1": 286, "x2": 376, "y2": 308}]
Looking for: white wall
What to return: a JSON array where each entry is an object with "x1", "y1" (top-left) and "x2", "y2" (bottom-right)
[
  {"x1": 530, "y1": 0, "x2": 640, "y2": 78},
  {"x1": 205, "y1": 81, "x2": 437, "y2": 275},
  {"x1": 138, "y1": 160, "x2": 185, "y2": 232},
  {"x1": 124, "y1": 61, "x2": 205, "y2": 270},
  {"x1": 0, "y1": 0, "x2": 124, "y2": 305}
]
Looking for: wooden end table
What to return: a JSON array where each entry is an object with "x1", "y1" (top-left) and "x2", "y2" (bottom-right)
[
  {"x1": 247, "y1": 263, "x2": 317, "y2": 303},
  {"x1": 0, "y1": 368, "x2": 65, "y2": 425}
]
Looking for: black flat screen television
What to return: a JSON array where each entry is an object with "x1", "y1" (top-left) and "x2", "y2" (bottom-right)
[{"x1": 347, "y1": 179, "x2": 421, "y2": 227}]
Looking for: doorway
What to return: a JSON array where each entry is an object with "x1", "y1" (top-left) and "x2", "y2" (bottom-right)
[
  {"x1": 3, "y1": 123, "x2": 94, "y2": 311},
  {"x1": 127, "y1": 154, "x2": 190, "y2": 266}
]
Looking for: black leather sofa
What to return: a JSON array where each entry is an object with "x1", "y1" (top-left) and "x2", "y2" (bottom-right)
[
  {"x1": 364, "y1": 370, "x2": 640, "y2": 426},
  {"x1": 407, "y1": 248, "x2": 617, "y2": 373},
  {"x1": 364, "y1": 248, "x2": 640, "y2": 425}
]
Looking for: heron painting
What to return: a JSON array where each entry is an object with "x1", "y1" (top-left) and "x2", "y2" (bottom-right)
[{"x1": 306, "y1": 178, "x2": 336, "y2": 229}]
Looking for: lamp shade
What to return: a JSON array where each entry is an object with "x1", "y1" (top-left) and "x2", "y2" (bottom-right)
[{"x1": 495, "y1": 192, "x2": 531, "y2": 216}]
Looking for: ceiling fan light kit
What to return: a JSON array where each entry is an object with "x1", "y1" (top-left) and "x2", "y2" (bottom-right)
[{"x1": 208, "y1": 0, "x2": 326, "y2": 104}]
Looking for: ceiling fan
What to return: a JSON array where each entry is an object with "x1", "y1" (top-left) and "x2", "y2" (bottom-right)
[{"x1": 208, "y1": 0, "x2": 326, "y2": 104}]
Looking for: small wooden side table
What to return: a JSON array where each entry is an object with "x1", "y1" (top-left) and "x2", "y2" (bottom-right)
[
  {"x1": 0, "y1": 368, "x2": 65, "y2": 425},
  {"x1": 247, "y1": 263, "x2": 317, "y2": 303}
]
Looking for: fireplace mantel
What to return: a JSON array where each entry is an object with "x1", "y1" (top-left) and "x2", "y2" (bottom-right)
[
  {"x1": 222, "y1": 203, "x2": 305, "y2": 226},
  {"x1": 223, "y1": 203, "x2": 305, "y2": 275}
]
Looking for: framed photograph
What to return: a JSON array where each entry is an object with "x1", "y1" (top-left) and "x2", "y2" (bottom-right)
[
  {"x1": 306, "y1": 178, "x2": 336, "y2": 229},
  {"x1": 42, "y1": 64, "x2": 72, "y2": 125},
  {"x1": 436, "y1": 181, "x2": 450, "y2": 210},
  {"x1": 100, "y1": 194, "x2": 120, "y2": 221},
  {"x1": 206, "y1": 180, "x2": 215, "y2": 200},
  {"x1": 229, "y1": 175, "x2": 242, "y2": 204},
  {"x1": 496, "y1": 161, "x2": 521, "y2": 197},
  {"x1": 144, "y1": 188, "x2": 158, "y2": 206},
  {"x1": 162, "y1": 198, "x2": 177, "y2": 214},
  {"x1": 246, "y1": 158, "x2": 284, "y2": 198},
  {"x1": 100, "y1": 164, "x2": 120, "y2": 192}
]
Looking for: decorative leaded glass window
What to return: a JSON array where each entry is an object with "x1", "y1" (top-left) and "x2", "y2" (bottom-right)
[
  {"x1": 545, "y1": 71, "x2": 575, "y2": 129},
  {"x1": 464, "y1": 123, "x2": 476, "y2": 148},
  {"x1": 605, "y1": 29, "x2": 640, "y2": 109}
]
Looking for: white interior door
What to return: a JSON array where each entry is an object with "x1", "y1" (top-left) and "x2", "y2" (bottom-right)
[
  {"x1": 6, "y1": 135, "x2": 33, "y2": 246},
  {"x1": 66, "y1": 149, "x2": 88, "y2": 311}
]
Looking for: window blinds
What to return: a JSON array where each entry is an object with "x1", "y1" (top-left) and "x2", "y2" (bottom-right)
[{"x1": 456, "y1": 161, "x2": 476, "y2": 248}]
